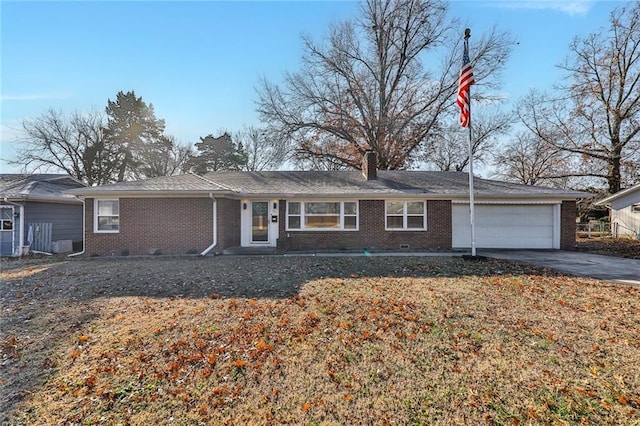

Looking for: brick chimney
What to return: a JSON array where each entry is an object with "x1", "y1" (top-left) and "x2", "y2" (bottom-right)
[{"x1": 362, "y1": 150, "x2": 377, "y2": 180}]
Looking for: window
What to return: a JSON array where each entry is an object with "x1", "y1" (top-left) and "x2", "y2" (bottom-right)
[
  {"x1": 633, "y1": 203, "x2": 640, "y2": 213},
  {"x1": 286, "y1": 201, "x2": 358, "y2": 230},
  {"x1": 95, "y1": 199, "x2": 119, "y2": 232},
  {"x1": 385, "y1": 200, "x2": 426, "y2": 230},
  {"x1": 343, "y1": 202, "x2": 358, "y2": 229},
  {"x1": 1, "y1": 207, "x2": 13, "y2": 230},
  {"x1": 288, "y1": 202, "x2": 301, "y2": 229}
]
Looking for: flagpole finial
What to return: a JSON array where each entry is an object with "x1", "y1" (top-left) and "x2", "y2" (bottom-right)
[{"x1": 464, "y1": 28, "x2": 471, "y2": 39}]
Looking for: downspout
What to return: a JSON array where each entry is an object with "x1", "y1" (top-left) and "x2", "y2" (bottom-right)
[
  {"x1": 68, "y1": 197, "x2": 85, "y2": 257},
  {"x1": 3, "y1": 198, "x2": 24, "y2": 256},
  {"x1": 200, "y1": 193, "x2": 217, "y2": 256}
]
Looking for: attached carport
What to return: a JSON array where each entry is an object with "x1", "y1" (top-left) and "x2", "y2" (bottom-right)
[{"x1": 452, "y1": 202, "x2": 561, "y2": 249}]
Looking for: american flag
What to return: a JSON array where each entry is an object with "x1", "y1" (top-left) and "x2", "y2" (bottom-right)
[{"x1": 457, "y1": 40, "x2": 474, "y2": 128}]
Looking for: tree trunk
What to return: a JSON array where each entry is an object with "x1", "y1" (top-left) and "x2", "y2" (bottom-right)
[{"x1": 608, "y1": 146, "x2": 622, "y2": 194}]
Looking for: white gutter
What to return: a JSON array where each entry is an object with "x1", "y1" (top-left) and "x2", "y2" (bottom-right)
[
  {"x1": 200, "y1": 193, "x2": 217, "y2": 256},
  {"x1": 68, "y1": 197, "x2": 85, "y2": 257}
]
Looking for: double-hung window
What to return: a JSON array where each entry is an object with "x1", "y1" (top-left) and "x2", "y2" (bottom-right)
[
  {"x1": 95, "y1": 199, "x2": 119, "y2": 233},
  {"x1": 287, "y1": 201, "x2": 358, "y2": 230},
  {"x1": 385, "y1": 200, "x2": 426, "y2": 230}
]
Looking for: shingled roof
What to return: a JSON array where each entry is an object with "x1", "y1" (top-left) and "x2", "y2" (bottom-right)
[
  {"x1": 67, "y1": 171, "x2": 588, "y2": 200},
  {"x1": 0, "y1": 174, "x2": 85, "y2": 203}
]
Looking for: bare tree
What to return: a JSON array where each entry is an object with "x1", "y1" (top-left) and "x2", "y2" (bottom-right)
[
  {"x1": 13, "y1": 99, "x2": 195, "y2": 184},
  {"x1": 492, "y1": 132, "x2": 575, "y2": 187},
  {"x1": 234, "y1": 126, "x2": 287, "y2": 171},
  {"x1": 11, "y1": 108, "x2": 118, "y2": 185},
  {"x1": 517, "y1": 2, "x2": 640, "y2": 194},
  {"x1": 257, "y1": 0, "x2": 513, "y2": 171},
  {"x1": 423, "y1": 109, "x2": 512, "y2": 171}
]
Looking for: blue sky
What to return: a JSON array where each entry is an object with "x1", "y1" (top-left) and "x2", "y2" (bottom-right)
[{"x1": 0, "y1": 0, "x2": 626, "y2": 174}]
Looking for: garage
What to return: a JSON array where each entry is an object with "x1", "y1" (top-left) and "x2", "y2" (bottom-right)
[{"x1": 452, "y1": 203, "x2": 560, "y2": 249}]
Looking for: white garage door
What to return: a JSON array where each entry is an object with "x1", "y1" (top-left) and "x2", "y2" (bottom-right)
[{"x1": 452, "y1": 204, "x2": 558, "y2": 249}]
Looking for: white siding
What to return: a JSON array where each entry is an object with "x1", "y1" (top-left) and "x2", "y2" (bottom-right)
[{"x1": 611, "y1": 206, "x2": 640, "y2": 237}]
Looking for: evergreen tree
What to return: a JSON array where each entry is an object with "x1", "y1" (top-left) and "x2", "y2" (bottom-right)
[
  {"x1": 104, "y1": 90, "x2": 167, "y2": 181},
  {"x1": 189, "y1": 133, "x2": 247, "y2": 173}
]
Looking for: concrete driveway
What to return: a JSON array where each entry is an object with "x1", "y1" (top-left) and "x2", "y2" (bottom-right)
[{"x1": 481, "y1": 250, "x2": 640, "y2": 286}]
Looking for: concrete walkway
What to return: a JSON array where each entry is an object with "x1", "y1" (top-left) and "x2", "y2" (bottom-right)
[{"x1": 481, "y1": 250, "x2": 640, "y2": 286}]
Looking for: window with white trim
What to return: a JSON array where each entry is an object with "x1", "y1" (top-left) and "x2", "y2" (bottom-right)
[
  {"x1": 385, "y1": 200, "x2": 426, "y2": 230},
  {"x1": 94, "y1": 199, "x2": 119, "y2": 232},
  {"x1": 632, "y1": 203, "x2": 640, "y2": 213},
  {"x1": 286, "y1": 201, "x2": 358, "y2": 230}
]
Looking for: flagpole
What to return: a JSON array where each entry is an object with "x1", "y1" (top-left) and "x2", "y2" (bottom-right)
[{"x1": 464, "y1": 29, "x2": 477, "y2": 257}]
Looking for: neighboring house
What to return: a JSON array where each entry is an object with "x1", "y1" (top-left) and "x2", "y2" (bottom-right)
[
  {"x1": 67, "y1": 152, "x2": 589, "y2": 256},
  {"x1": 0, "y1": 174, "x2": 86, "y2": 256},
  {"x1": 595, "y1": 183, "x2": 640, "y2": 238}
]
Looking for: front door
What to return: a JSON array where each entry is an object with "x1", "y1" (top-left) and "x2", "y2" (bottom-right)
[
  {"x1": 251, "y1": 201, "x2": 269, "y2": 243},
  {"x1": 0, "y1": 206, "x2": 15, "y2": 256}
]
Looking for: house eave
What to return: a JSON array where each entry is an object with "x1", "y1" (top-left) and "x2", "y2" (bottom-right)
[
  {"x1": 1, "y1": 195, "x2": 83, "y2": 205},
  {"x1": 70, "y1": 189, "x2": 237, "y2": 199},
  {"x1": 234, "y1": 192, "x2": 587, "y2": 201},
  {"x1": 451, "y1": 193, "x2": 589, "y2": 202},
  {"x1": 67, "y1": 190, "x2": 589, "y2": 201},
  {"x1": 595, "y1": 183, "x2": 640, "y2": 206}
]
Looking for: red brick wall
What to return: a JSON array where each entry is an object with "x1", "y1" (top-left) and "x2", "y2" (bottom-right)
[
  {"x1": 216, "y1": 198, "x2": 241, "y2": 252},
  {"x1": 277, "y1": 200, "x2": 452, "y2": 251},
  {"x1": 85, "y1": 197, "x2": 214, "y2": 256},
  {"x1": 561, "y1": 200, "x2": 577, "y2": 250},
  {"x1": 84, "y1": 197, "x2": 575, "y2": 255}
]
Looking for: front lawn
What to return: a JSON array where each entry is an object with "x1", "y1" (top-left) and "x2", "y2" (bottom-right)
[
  {"x1": 1, "y1": 256, "x2": 639, "y2": 425},
  {"x1": 576, "y1": 237, "x2": 640, "y2": 259}
]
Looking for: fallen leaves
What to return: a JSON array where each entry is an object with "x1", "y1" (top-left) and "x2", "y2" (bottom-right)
[
  {"x1": 0, "y1": 335, "x2": 21, "y2": 360},
  {"x1": 232, "y1": 359, "x2": 247, "y2": 368},
  {"x1": 576, "y1": 237, "x2": 640, "y2": 259},
  {"x1": 206, "y1": 353, "x2": 217, "y2": 366},
  {"x1": 2, "y1": 256, "x2": 639, "y2": 425}
]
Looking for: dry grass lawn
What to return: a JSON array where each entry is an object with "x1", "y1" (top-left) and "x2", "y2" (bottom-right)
[
  {"x1": 576, "y1": 237, "x2": 640, "y2": 259},
  {"x1": 1, "y1": 255, "x2": 639, "y2": 425}
]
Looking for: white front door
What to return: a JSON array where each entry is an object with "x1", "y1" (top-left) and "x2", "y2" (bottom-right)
[{"x1": 241, "y1": 200, "x2": 279, "y2": 247}]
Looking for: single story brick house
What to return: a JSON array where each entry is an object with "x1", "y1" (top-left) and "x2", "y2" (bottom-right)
[
  {"x1": 595, "y1": 183, "x2": 640, "y2": 238},
  {"x1": 1, "y1": 174, "x2": 86, "y2": 256},
  {"x1": 67, "y1": 153, "x2": 589, "y2": 256}
]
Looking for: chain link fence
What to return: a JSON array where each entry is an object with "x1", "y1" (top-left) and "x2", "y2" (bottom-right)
[{"x1": 576, "y1": 221, "x2": 611, "y2": 239}]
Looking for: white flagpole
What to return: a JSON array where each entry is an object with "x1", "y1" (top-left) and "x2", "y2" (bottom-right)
[
  {"x1": 465, "y1": 29, "x2": 477, "y2": 257},
  {"x1": 468, "y1": 104, "x2": 476, "y2": 257}
]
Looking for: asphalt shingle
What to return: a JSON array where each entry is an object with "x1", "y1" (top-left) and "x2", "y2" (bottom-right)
[
  {"x1": 68, "y1": 171, "x2": 589, "y2": 199},
  {"x1": 0, "y1": 174, "x2": 85, "y2": 201}
]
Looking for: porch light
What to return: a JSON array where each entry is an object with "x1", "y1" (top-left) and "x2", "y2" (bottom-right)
[{"x1": 243, "y1": 203, "x2": 247, "y2": 210}]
